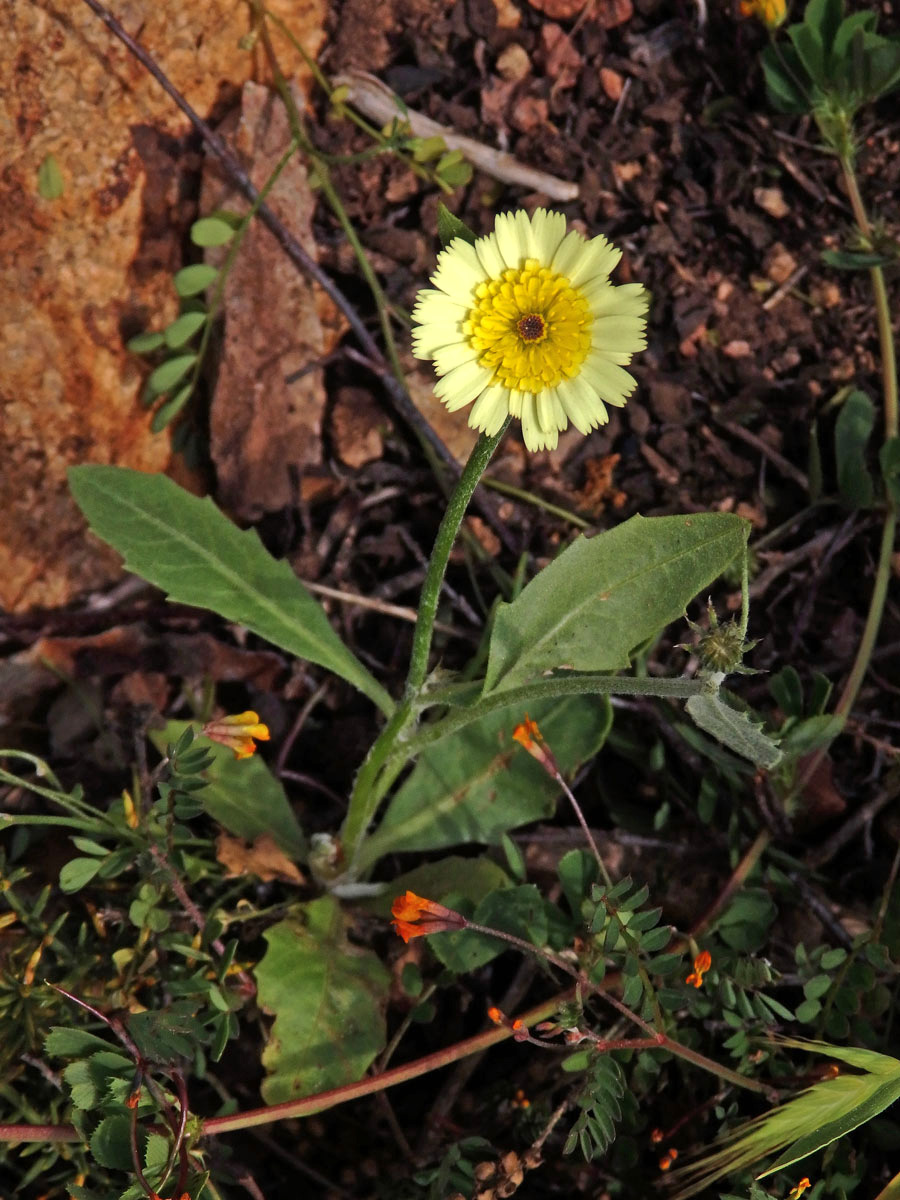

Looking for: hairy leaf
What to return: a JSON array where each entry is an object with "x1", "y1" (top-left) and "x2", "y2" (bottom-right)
[
  {"x1": 483, "y1": 514, "x2": 748, "y2": 695},
  {"x1": 68, "y1": 467, "x2": 392, "y2": 714},
  {"x1": 685, "y1": 692, "x2": 782, "y2": 768}
]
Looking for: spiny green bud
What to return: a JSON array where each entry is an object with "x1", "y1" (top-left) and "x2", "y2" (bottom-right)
[{"x1": 682, "y1": 604, "x2": 758, "y2": 675}]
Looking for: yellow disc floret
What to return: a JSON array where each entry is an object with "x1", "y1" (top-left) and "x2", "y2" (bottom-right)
[{"x1": 465, "y1": 259, "x2": 592, "y2": 394}]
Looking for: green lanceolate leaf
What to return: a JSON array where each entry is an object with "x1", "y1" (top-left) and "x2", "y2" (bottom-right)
[
  {"x1": 68, "y1": 467, "x2": 393, "y2": 715},
  {"x1": 356, "y1": 694, "x2": 611, "y2": 869},
  {"x1": 669, "y1": 1038, "x2": 900, "y2": 1199},
  {"x1": 483, "y1": 513, "x2": 748, "y2": 695},
  {"x1": 150, "y1": 720, "x2": 306, "y2": 859},
  {"x1": 685, "y1": 691, "x2": 782, "y2": 769},
  {"x1": 256, "y1": 898, "x2": 390, "y2": 1102}
]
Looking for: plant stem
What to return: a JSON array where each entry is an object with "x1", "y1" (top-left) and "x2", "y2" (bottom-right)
[
  {"x1": 340, "y1": 421, "x2": 511, "y2": 866},
  {"x1": 828, "y1": 158, "x2": 898, "y2": 722},
  {"x1": 405, "y1": 421, "x2": 512, "y2": 695}
]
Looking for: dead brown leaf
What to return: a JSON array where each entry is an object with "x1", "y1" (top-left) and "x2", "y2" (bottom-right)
[
  {"x1": 331, "y1": 387, "x2": 388, "y2": 469},
  {"x1": 216, "y1": 832, "x2": 305, "y2": 884}
]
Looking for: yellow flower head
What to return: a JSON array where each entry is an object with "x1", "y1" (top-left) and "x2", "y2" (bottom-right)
[
  {"x1": 412, "y1": 209, "x2": 648, "y2": 451},
  {"x1": 202, "y1": 711, "x2": 270, "y2": 759},
  {"x1": 739, "y1": 0, "x2": 787, "y2": 29}
]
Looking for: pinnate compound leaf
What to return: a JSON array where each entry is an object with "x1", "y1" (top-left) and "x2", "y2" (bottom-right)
[
  {"x1": 685, "y1": 692, "x2": 782, "y2": 768},
  {"x1": 357, "y1": 695, "x2": 610, "y2": 869},
  {"x1": 483, "y1": 514, "x2": 748, "y2": 695},
  {"x1": 150, "y1": 720, "x2": 306, "y2": 860},
  {"x1": 257, "y1": 898, "x2": 390, "y2": 1102},
  {"x1": 68, "y1": 467, "x2": 392, "y2": 714}
]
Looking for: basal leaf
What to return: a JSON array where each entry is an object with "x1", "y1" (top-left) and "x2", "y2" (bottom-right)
[
  {"x1": 150, "y1": 720, "x2": 306, "y2": 860},
  {"x1": 68, "y1": 467, "x2": 392, "y2": 715},
  {"x1": 357, "y1": 695, "x2": 611, "y2": 869},
  {"x1": 483, "y1": 514, "x2": 748, "y2": 695},
  {"x1": 256, "y1": 899, "x2": 390, "y2": 1103}
]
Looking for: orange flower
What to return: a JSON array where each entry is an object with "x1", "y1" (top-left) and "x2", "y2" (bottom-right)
[
  {"x1": 787, "y1": 1180, "x2": 811, "y2": 1200},
  {"x1": 202, "y1": 711, "x2": 270, "y2": 759},
  {"x1": 685, "y1": 949, "x2": 712, "y2": 988},
  {"x1": 659, "y1": 1147, "x2": 679, "y2": 1170},
  {"x1": 512, "y1": 714, "x2": 559, "y2": 775},
  {"x1": 390, "y1": 892, "x2": 467, "y2": 942},
  {"x1": 738, "y1": 0, "x2": 786, "y2": 28}
]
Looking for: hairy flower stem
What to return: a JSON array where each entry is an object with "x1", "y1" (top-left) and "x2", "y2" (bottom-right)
[
  {"x1": 553, "y1": 772, "x2": 612, "y2": 889},
  {"x1": 341, "y1": 422, "x2": 511, "y2": 866},
  {"x1": 405, "y1": 421, "x2": 512, "y2": 695}
]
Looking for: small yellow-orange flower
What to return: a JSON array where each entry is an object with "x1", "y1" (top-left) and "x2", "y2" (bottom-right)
[
  {"x1": 788, "y1": 1180, "x2": 811, "y2": 1200},
  {"x1": 659, "y1": 1147, "x2": 679, "y2": 1171},
  {"x1": 512, "y1": 714, "x2": 559, "y2": 775},
  {"x1": 390, "y1": 891, "x2": 467, "y2": 942},
  {"x1": 202, "y1": 711, "x2": 270, "y2": 759},
  {"x1": 685, "y1": 949, "x2": 712, "y2": 988},
  {"x1": 739, "y1": 0, "x2": 786, "y2": 29}
]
